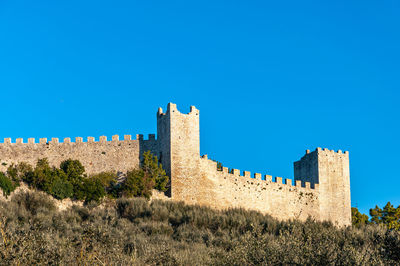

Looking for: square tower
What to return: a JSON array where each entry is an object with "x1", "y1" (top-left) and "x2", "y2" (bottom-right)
[
  {"x1": 294, "y1": 148, "x2": 351, "y2": 226},
  {"x1": 157, "y1": 103, "x2": 200, "y2": 197}
]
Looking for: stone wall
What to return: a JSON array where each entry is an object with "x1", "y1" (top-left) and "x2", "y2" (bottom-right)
[
  {"x1": 156, "y1": 103, "x2": 323, "y2": 223},
  {"x1": 169, "y1": 156, "x2": 321, "y2": 222},
  {"x1": 0, "y1": 134, "x2": 158, "y2": 175},
  {"x1": 0, "y1": 103, "x2": 351, "y2": 227}
]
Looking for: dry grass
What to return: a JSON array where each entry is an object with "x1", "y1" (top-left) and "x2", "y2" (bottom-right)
[{"x1": 0, "y1": 190, "x2": 399, "y2": 265}]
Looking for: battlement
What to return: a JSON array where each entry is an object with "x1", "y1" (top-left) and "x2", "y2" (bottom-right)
[
  {"x1": 0, "y1": 103, "x2": 349, "y2": 227},
  {"x1": 200, "y1": 157, "x2": 317, "y2": 191},
  {"x1": 0, "y1": 134, "x2": 157, "y2": 144},
  {"x1": 311, "y1": 147, "x2": 348, "y2": 155},
  {"x1": 299, "y1": 147, "x2": 349, "y2": 161},
  {"x1": 0, "y1": 133, "x2": 159, "y2": 176},
  {"x1": 317, "y1": 147, "x2": 349, "y2": 155},
  {"x1": 157, "y1": 102, "x2": 199, "y2": 116}
]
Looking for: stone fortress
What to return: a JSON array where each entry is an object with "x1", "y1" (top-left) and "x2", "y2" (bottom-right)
[{"x1": 0, "y1": 103, "x2": 351, "y2": 226}]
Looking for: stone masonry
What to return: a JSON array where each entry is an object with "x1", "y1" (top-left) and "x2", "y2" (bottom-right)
[{"x1": 0, "y1": 103, "x2": 351, "y2": 226}]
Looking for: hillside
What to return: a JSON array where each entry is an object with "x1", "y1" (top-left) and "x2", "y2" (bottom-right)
[{"x1": 0, "y1": 190, "x2": 399, "y2": 265}]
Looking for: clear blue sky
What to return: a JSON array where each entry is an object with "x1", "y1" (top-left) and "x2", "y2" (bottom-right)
[{"x1": 0, "y1": 1, "x2": 399, "y2": 215}]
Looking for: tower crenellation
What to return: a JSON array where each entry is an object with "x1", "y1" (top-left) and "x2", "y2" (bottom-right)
[{"x1": 0, "y1": 103, "x2": 351, "y2": 227}]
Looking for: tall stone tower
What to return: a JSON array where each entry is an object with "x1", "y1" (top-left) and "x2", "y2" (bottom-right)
[
  {"x1": 157, "y1": 103, "x2": 200, "y2": 198},
  {"x1": 294, "y1": 148, "x2": 351, "y2": 226},
  {"x1": 0, "y1": 102, "x2": 351, "y2": 226}
]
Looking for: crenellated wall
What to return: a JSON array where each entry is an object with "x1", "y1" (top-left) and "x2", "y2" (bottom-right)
[
  {"x1": 156, "y1": 103, "x2": 351, "y2": 227},
  {"x1": 0, "y1": 134, "x2": 158, "y2": 175},
  {"x1": 167, "y1": 155, "x2": 320, "y2": 222},
  {"x1": 0, "y1": 103, "x2": 351, "y2": 227}
]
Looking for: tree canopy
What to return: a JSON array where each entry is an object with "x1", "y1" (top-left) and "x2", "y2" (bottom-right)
[{"x1": 352, "y1": 203, "x2": 400, "y2": 230}]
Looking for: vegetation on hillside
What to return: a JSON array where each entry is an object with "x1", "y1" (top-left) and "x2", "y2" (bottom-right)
[
  {"x1": 0, "y1": 151, "x2": 168, "y2": 202},
  {"x1": 352, "y1": 203, "x2": 400, "y2": 230},
  {"x1": 0, "y1": 172, "x2": 17, "y2": 197},
  {"x1": 0, "y1": 191, "x2": 399, "y2": 265},
  {"x1": 1, "y1": 153, "x2": 400, "y2": 264}
]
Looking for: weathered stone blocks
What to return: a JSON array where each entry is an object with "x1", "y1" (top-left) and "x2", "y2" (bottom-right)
[{"x1": 0, "y1": 103, "x2": 351, "y2": 227}]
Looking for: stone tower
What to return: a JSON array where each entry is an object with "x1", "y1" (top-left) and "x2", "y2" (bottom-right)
[
  {"x1": 0, "y1": 102, "x2": 351, "y2": 226},
  {"x1": 294, "y1": 148, "x2": 351, "y2": 226},
  {"x1": 157, "y1": 103, "x2": 200, "y2": 198}
]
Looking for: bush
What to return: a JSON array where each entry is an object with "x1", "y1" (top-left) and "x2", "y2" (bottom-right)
[
  {"x1": 7, "y1": 162, "x2": 33, "y2": 183},
  {"x1": 1, "y1": 192, "x2": 399, "y2": 265},
  {"x1": 18, "y1": 159, "x2": 100, "y2": 202},
  {"x1": 0, "y1": 172, "x2": 17, "y2": 197},
  {"x1": 20, "y1": 159, "x2": 75, "y2": 200},
  {"x1": 141, "y1": 150, "x2": 169, "y2": 192},
  {"x1": 31, "y1": 158, "x2": 54, "y2": 191},
  {"x1": 351, "y1": 207, "x2": 369, "y2": 228},
  {"x1": 1, "y1": 159, "x2": 109, "y2": 203},
  {"x1": 120, "y1": 151, "x2": 169, "y2": 199},
  {"x1": 117, "y1": 197, "x2": 152, "y2": 220},
  {"x1": 122, "y1": 169, "x2": 154, "y2": 199},
  {"x1": 48, "y1": 176, "x2": 74, "y2": 200},
  {"x1": 90, "y1": 171, "x2": 116, "y2": 187},
  {"x1": 82, "y1": 177, "x2": 106, "y2": 203},
  {"x1": 60, "y1": 159, "x2": 85, "y2": 179},
  {"x1": 89, "y1": 171, "x2": 119, "y2": 198},
  {"x1": 9, "y1": 190, "x2": 56, "y2": 216},
  {"x1": 59, "y1": 159, "x2": 87, "y2": 200},
  {"x1": 2, "y1": 155, "x2": 168, "y2": 202}
]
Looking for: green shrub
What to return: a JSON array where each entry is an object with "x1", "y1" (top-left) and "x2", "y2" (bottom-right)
[
  {"x1": 29, "y1": 158, "x2": 56, "y2": 191},
  {"x1": 60, "y1": 159, "x2": 85, "y2": 179},
  {"x1": 59, "y1": 159, "x2": 87, "y2": 200},
  {"x1": 122, "y1": 169, "x2": 155, "y2": 199},
  {"x1": 7, "y1": 162, "x2": 33, "y2": 183},
  {"x1": 352, "y1": 207, "x2": 369, "y2": 228},
  {"x1": 5, "y1": 155, "x2": 168, "y2": 202},
  {"x1": 19, "y1": 163, "x2": 35, "y2": 185},
  {"x1": 141, "y1": 150, "x2": 169, "y2": 192},
  {"x1": 21, "y1": 159, "x2": 74, "y2": 200},
  {"x1": 48, "y1": 176, "x2": 74, "y2": 200},
  {"x1": 119, "y1": 151, "x2": 169, "y2": 199},
  {"x1": 90, "y1": 171, "x2": 116, "y2": 187},
  {"x1": 89, "y1": 171, "x2": 119, "y2": 198},
  {"x1": 82, "y1": 177, "x2": 106, "y2": 203},
  {"x1": 0, "y1": 172, "x2": 17, "y2": 197}
]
